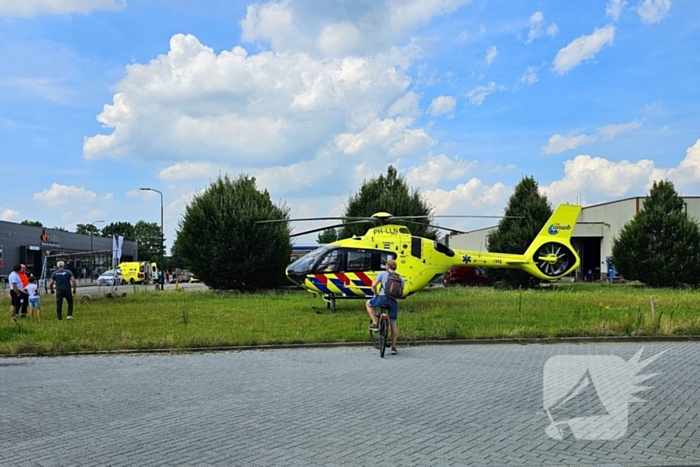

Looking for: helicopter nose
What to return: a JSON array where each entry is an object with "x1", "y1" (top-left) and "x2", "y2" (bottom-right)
[{"x1": 285, "y1": 268, "x2": 306, "y2": 287}]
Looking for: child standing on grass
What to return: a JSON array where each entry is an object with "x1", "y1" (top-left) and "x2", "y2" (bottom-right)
[{"x1": 23, "y1": 276, "x2": 41, "y2": 321}]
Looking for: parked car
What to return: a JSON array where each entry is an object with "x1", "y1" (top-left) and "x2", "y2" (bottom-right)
[
  {"x1": 442, "y1": 266, "x2": 494, "y2": 287},
  {"x1": 97, "y1": 269, "x2": 124, "y2": 286}
]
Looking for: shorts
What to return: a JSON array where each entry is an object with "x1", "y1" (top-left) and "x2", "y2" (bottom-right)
[
  {"x1": 369, "y1": 295, "x2": 398, "y2": 321},
  {"x1": 10, "y1": 290, "x2": 21, "y2": 309},
  {"x1": 29, "y1": 296, "x2": 41, "y2": 308}
]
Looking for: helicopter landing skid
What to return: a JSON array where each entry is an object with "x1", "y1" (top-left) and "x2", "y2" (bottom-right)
[{"x1": 321, "y1": 295, "x2": 337, "y2": 313}]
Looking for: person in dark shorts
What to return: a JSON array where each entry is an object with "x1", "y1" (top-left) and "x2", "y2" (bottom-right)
[
  {"x1": 365, "y1": 259, "x2": 404, "y2": 355},
  {"x1": 18, "y1": 264, "x2": 29, "y2": 317},
  {"x1": 49, "y1": 261, "x2": 77, "y2": 320},
  {"x1": 8, "y1": 264, "x2": 23, "y2": 321}
]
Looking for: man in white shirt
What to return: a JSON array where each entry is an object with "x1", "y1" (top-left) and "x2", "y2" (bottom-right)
[{"x1": 8, "y1": 264, "x2": 23, "y2": 321}]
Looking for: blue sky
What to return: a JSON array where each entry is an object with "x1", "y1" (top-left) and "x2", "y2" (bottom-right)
[{"x1": 1, "y1": 0, "x2": 699, "y2": 249}]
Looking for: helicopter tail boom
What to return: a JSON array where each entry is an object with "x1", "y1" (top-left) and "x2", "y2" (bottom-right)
[{"x1": 452, "y1": 204, "x2": 581, "y2": 281}]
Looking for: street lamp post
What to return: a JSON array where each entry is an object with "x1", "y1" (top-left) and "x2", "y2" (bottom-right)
[
  {"x1": 89, "y1": 220, "x2": 105, "y2": 282},
  {"x1": 140, "y1": 187, "x2": 164, "y2": 290}
]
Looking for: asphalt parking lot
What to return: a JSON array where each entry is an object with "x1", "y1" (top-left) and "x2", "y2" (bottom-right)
[{"x1": 1, "y1": 342, "x2": 699, "y2": 466}]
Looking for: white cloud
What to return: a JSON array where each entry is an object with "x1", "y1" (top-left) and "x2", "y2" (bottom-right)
[
  {"x1": 158, "y1": 162, "x2": 220, "y2": 181},
  {"x1": 485, "y1": 46, "x2": 498, "y2": 66},
  {"x1": 552, "y1": 24, "x2": 615, "y2": 75},
  {"x1": 606, "y1": 0, "x2": 628, "y2": 21},
  {"x1": 422, "y1": 178, "x2": 512, "y2": 228},
  {"x1": 598, "y1": 120, "x2": 642, "y2": 140},
  {"x1": 542, "y1": 139, "x2": 700, "y2": 206},
  {"x1": 239, "y1": 0, "x2": 470, "y2": 56},
  {"x1": 428, "y1": 95, "x2": 456, "y2": 117},
  {"x1": 334, "y1": 117, "x2": 434, "y2": 157},
  {"x1": 0, "y1": 0, "x2": 125, "y2": 17},
  {"x1": 636, "y1": 0, "x2": 671, "y2": 24},
  {"x1": 85, "y1": 209, "x2": 105, "y2": 219},
  {"x1": 466, "y1": 82, "x2": 502, "y2": 105},
  {"x1": 0, "y1": 207, "x2": 20, "y2": 221},
  {"x1": 543, "y1": 134, "x2": 597, "y2": 154},
  {"x1": 525, "y1": 11, "x2": 559, "y2": 44},
  {"x1": 405, "y1": 154, "x2": 476, "y2": 189},
  {"x1": 660, "y1": 139, "x2": 700, "y2": 188},
  {"x1": 544, "y1": 121, "x2": 641, "y2": 153},
  {"x1": 83, "y1": 33, "x2": 427, "y2": 167},
  {"x1": 125, "y1": 189, "x2": 156, "y2": 200},
  {"x1": 542, "y1": 155, "x2": 655, "y2": 203},
  {"x1": 387, "y1": 91, "x2": 421, "y2": 118},
  {"x1": 1, "y1": 77, "x2": 72, "y2": 104},
  {"x1": 520, "y1": 66, "x2": 539, "y2": 85},
  {"x1": 33, "y1": 184, "x2": 97, "y2": 207}
]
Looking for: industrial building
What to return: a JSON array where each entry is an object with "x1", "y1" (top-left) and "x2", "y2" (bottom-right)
[
  {"x1": 0, "y1": 220, "x2": 138, "y2": 280},
  {"x1": 446, "y1": 196, "x2": 700, "y2": 281}
]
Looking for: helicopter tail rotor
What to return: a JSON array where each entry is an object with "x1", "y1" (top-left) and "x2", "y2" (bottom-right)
[{"x1": 521, "y1": 204, "x2": 582, "y2": 280}]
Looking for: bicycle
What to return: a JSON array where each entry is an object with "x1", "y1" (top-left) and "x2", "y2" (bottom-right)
[{"x1": 369, "y1": 305, "x2": 392, "y2": 358}]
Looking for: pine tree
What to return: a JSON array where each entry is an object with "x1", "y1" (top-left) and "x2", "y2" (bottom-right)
[
  {"x1": 176, "y1": 174, "x2": 291, "y2": 290},
  {"x1": 486, "y1": 176, "x2": 553, "y2": 289},
  {"x1": 338, "y1": 166, "x2": 437, "y2": 239},
  {"x1": 316, "y1": 228, "x2": 338, "y2": 244},
  {"x1": 612, "y1": 180, "x2": 700, "y2": 287}
]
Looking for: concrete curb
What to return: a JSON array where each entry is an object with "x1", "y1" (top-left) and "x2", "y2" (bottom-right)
[{"x1": 2, "y1": 335, "x2": 700, "y2": 358}]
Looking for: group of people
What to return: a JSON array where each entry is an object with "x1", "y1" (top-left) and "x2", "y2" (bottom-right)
[
  {"x1": 8, "y1": 261, "x2": 77, "y2": 322},
  {"x1": 8, "y1": 264, "x2": 41, "y2": 321}
]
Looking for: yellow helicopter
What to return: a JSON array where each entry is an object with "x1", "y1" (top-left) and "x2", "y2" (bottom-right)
[{"x1": 260, "y1": 204, "x2": 581, "y2": 311}]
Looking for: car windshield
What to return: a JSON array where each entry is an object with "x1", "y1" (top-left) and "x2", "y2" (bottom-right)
[
  {"x1": 287, "y1": 245, "x2": 332, "y2": 274},
  {"x1": 102, "y1": 271, "x2": 115, "y2": 276}
]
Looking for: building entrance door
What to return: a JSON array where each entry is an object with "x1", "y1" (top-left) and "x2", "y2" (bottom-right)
[{"x1": 577, "y1": 237, "x2": 602, "y2": 281}]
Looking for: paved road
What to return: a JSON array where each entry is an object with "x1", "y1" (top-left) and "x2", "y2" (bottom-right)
[
  {"x1": 1, "y1": 342, "x2": 699, "y2": 466},
  {"x1": 70, "y1": 281, "x2": 209, "y2": 296}
]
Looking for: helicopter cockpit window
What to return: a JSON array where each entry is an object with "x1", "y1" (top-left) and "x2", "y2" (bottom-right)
[
  {"x1": 287, "y1": 245, "x2": 331, "y2": 274},
  {"x1": 346, "y1": 250, "x2": 371, "y2": 271},
  {"x1": 433, "y1": 241, "x2": 455, "y2": 257},
  {"x1": 315, "y1": 249, "x2": 345, "y2": 273}
]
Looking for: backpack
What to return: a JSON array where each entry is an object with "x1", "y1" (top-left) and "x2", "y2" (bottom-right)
[{"x1": 384, "y1": 271, "x2": 403, "y2": 300}]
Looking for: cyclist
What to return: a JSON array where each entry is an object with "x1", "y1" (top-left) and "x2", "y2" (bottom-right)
[{"x1": 366, "y1": 259, "x2": 404, "y2": 355}]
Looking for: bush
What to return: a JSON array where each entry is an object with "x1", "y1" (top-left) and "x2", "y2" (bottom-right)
[
  {"x1": 176, "y1": 174, "x2": 291, "y2": 291},
  {"x1": 612, "y1": 180, "x2": 700, "y2": 288}
]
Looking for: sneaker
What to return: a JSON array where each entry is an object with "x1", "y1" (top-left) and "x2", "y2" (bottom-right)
[
  {"x1": 391, "y1": 347, "x2": 397, "y2": 355},
  {"x1": 66, "y1": 316, "x2": 73, "y2": 320},
  {"x1": 368, "y1": 323, "x2": 379, "y2": 331}
]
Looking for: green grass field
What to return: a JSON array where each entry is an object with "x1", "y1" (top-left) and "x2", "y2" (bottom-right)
[{"x1": 1, "y1": 283, "x2": 699, "y2": 355}]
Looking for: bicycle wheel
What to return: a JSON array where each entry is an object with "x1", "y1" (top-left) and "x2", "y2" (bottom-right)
[{"x1": 379, "y1": 318, "x2": 388, "y2": 358}]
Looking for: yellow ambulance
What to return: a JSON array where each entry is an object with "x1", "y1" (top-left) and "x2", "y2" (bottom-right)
[{"x1": 119, "y1": 261, "x2": 159, "y2": 284}]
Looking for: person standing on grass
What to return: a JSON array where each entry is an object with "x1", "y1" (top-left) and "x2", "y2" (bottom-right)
[
  {"x1": 49, "y1": 261, "x2": 77, "y2": 320},
  {"x1": 18, "y1": 264, "x2": 30, "y2": 317},
  {"x1": 365, "y1": 258, "x2": 404, "y2": 355},
  {"x1": 8, "y1": 264, "x2": 23, "y2": 321},
  {"x1": 23, "y1": 276, "x2": 41, "y2": 321}
]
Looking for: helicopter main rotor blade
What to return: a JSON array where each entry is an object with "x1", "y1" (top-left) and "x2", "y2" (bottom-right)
[
  {"x1": 289, "y1": 220, "x2": 372, "y2": 238},
  {"x1": 257, "y1": 216, "x2": 372, "y2": 224},
  {"x1": 392, "y1": 215, "x2": 524, "y2": 220},
  {"x1": 397, "y1": 220, "x2": 467, "y2": 234}
]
